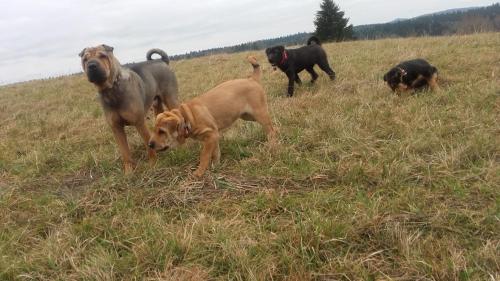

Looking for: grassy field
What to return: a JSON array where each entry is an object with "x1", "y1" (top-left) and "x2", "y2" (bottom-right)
[{"x1": 0, "y1": 33, "x2": 499, "y2": 280}]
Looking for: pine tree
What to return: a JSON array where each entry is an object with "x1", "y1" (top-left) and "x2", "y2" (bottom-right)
[{"x1": 314, "y1": 0, "x2": 354, "y2": 42}]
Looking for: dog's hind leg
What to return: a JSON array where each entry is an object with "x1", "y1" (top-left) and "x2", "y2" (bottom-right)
[
  {"x1": 162, "y1": 84, "x2": 180, "y2": 110},
  {"x1": 318, "y1": 61, "x2": 336, "y2": 80},
  {"x1": 152, "y1": 96, "x2": 165, "y2": 116},
  {"x1": 252, "y1": 107, "x2": 276, "y2": 143},
  {"x1": 306, "y1": 67, "x2": 319, "y2": 83}
]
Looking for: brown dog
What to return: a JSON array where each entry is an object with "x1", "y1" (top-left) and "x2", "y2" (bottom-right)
[
  {"x1": 79, "y1": 45, "x2": 179, "y2": 174},
  {"x1": 148, "y1": 56, "x2": 276, "y2": 177},
  {"x1": 383, "y1": 59, "x2": 438, "y2": 94}
]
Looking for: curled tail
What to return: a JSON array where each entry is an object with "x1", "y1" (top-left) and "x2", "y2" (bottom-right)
[
  {"x1": 247, "y1": 56, "x2": 261, "y2": 82},
  {"x1": 307, "y1": 36, "x2": 321, "y2": 46},
  {"x1": 147, "y1": 48, "x2": 170, "y2": 64}
]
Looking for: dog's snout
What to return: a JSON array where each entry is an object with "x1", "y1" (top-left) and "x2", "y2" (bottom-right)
[
  {"x1": 148, "y1": 141, "x2": 155, "y2": 149},
  {"x1": 88, "y1": 62, "x2": 98, "y2": 70}
]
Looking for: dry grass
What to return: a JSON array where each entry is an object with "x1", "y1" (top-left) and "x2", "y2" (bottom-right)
[{"x1": 0, "y1": 33, "x2": 499, "y2": 280}]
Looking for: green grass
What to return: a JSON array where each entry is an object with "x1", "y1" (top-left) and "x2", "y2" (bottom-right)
[{"x1": 0, "y1": 33, "x2": 499, "y2": 280}]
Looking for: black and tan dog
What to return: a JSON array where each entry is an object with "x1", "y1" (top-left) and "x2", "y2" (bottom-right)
[
  {"x1": 79, "y1": 44, "x2": 179, "y2": 174},
  {"x1": 148, "y1": 56, "x2": 276, "y2": 177},
  {"x1": 265, "y1": 36, "x2": 336, "y2": 97},
  {"x1": 383, "y1": 59, "x2": 438, "y2": 94}
]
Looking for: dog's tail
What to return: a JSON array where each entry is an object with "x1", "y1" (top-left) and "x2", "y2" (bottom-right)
[
  {"x1": 247, "y1": 56, "x2": 261, "y2": 82},
  {"x1": 307, "y1": 36, "x2": 321, "y2": 46},
  {"x1": 147, "y1": 48, "x2": 170, "y2": 64}
]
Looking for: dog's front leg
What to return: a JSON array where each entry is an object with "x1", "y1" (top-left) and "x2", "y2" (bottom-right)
[
  {"x1": 294, "y1": 74, "x2": 302, "y2": 85},
  {"x1": 286, "y1": 70, "x2": 296, "y2": 97},
  {"x1": 135, "y1": 121, "x2": 157, "y2": 164},
  {"x1": 428, "y1": 73, "x2": 439, "y2": 91},
  {"x1": 194, "y1": 133, "x2": 219, "y2": 177},
  {"x1": 211, "y1": 142, "x2": 221, "y2": 167},
  {"x1": 111, "y1": 124, "x2": 135, "y2": 174}
]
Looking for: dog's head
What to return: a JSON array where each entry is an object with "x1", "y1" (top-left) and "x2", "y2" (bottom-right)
[
  {"x1": 79, "y1": 44, "x2": 116, "y2": 87},
  {"x1": 383, "y1": 67, "x2": 407, "y2": 92},
  {"x1": 265, "y1": 45, "x2": 285, "y2": 67},
  {"x1": 148, "y1": 110, "x2": 189, "y2": 152}
]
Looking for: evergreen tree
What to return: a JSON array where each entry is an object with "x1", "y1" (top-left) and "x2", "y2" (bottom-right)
[{"x1": 314, "y1": 0, "x2": 354, "y2": 42}]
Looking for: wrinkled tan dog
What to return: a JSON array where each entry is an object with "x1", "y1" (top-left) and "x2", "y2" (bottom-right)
[
  {"x1": 79, "y1": 44, "x2": 179, "y2": 174},
  {"x1": 148, "y1": 56, "x2": 276, "y2": 177}
]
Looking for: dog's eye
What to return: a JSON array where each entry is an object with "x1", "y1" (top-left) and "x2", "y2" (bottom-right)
[
  {"x1": 158, "y1": 129, "x2": 166, "y2": 135},
  {"x1": 99, "y1": 54, "x2": 107, "y2": 59},
  {"x1": 82, "y1": 58, "x2": 88, "y2": 63}
]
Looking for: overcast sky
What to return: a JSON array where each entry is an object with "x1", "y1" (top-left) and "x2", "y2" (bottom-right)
[{"x1": 0, "y1": 0, "x2": 496, "y2": 85}]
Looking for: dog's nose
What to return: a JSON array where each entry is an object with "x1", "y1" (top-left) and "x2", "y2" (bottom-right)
[
  {"x1": 148, "y1": 142, "x2": 155, "y2": 149},
  {"x1": 88, "y1": 62, "x2": 98, "y2": 70}
]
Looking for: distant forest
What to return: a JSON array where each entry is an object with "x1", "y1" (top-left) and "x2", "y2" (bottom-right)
[
  {"x1": 171, "y1": 3, "x2": 500, "y2": 60},
  {"x1": 170, "y1": 33, "x2": 312, "y2": 60},
  {"x1": 354, "y1": 3, "x2": 500, "y2": 39}
]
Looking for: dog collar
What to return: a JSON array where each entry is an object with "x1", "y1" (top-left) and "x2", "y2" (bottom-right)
[{"x1": 280, "y1": 51, "x2": 288, "y2": 65}]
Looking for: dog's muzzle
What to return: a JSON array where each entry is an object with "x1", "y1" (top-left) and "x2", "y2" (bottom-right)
[
  {"x1": 149, "y1": 141, "x2": 169, "y2": 152},
  {"x1": 157, "y1": 145, "x2": 169, "y2": 152},
  {"x1": 86, "y1": 61, "x2": 107, "y2": 84}
]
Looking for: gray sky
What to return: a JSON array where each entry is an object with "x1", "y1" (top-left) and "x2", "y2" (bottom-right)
[{"x1": 0, "y1": 0, "x2": 496, "y2": 85}]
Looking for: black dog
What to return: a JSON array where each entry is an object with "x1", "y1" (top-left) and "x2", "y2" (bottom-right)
[
  {"x1": 383, "y1": 59, "x2": 438, "y2": 94},
  {"x1": 265, "y1": 36, "x2": 336, "y2": 97}
]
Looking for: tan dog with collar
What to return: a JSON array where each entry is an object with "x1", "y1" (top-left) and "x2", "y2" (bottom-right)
[{"x1": 148, "y1": 56, "x2": 276, "y2": 177}]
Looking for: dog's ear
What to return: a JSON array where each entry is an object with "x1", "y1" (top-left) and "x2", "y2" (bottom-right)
[
  {"x1": 168, "y1": 109, "x2": 188, "y2": 143},
  {"x1": 102, "y1": 44, "x2": 114, "y2": 53},
  {"x1": 277, "y1": 46, "x2": 285, "y2": 53},
  {"x1": 176, "y1": 119, "x2": 189, "y2": 144},
  {"x1": 79, "y1": 48, "x2": 86, "y2": 57}
]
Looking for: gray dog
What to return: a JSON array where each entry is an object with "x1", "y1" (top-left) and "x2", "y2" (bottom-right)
[{"x1": 79, "y1": 44, "x2": 179, "y2": 174}]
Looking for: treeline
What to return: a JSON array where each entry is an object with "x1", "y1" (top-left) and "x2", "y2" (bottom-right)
[
  {"x1": 170, "y1": 32, "x2": 312, "y2": 61},
  {"x1": 354, "y1": 3, "x2": 500, "y2": 39},
  {"x1": 170, "y1": 4, "x2": 499, "y2": 61}
]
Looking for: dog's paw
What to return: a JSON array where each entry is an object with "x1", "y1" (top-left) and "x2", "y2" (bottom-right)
[
  {"x1": 147, "y1": 150, "x2": 157, "y2": 165},
  {"x1": 211, "y1": 158, "x2": 220, "y2": 168},
  {"x1": 123, "y1": 162, "x2": 136, "y2": 175},
  {"x1": 193, "y1": 169, "x2": 205, "y2": 178}
]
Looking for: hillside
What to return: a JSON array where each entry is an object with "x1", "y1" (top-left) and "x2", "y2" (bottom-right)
[
  {"x1": 0, "y1": 33, "x2": 499, "y2": 280},
  {"x1": 168, "y1": 4, "x2": 500, "y2": 61},
  {"x1": 354, "y1": 3, "x2": 500, "y2": 39},
  {"x1": 170, "y1": 32, "x2": 312, "y2": 61}
]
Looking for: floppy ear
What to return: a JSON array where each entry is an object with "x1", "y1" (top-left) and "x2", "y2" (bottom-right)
[
  {"x1": 176, "y1": 119, "x2": 190, "y2": 144},
  {"x1": 102, "y1": 44, "x2": 114, "y2": 53},
  {"x1": 167, "y1": 109, "x2": 187, "y2": 143},
  {"x1": 79, "y1": 48, "x2": 86, "y2": 57},
  {"x1": 176, "y1": 118, "x2": 185, "y2": 137}
]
